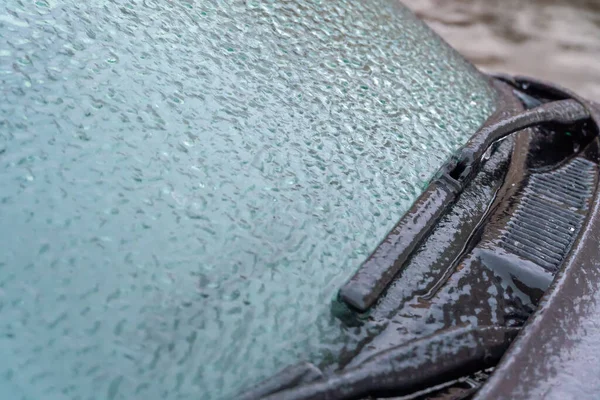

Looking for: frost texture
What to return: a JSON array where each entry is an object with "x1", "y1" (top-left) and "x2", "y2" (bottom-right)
[{"x1": 0, "y1": 0, "x2": 496, "y2": 399}]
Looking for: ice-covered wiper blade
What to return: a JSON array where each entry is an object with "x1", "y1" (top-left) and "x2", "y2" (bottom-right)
[
  {"x1": 239, "y1": 325, "x2": 519, "y2": 400},
  {"x1": 339, "y1": 90, "x2": 591, "y2": 312}
]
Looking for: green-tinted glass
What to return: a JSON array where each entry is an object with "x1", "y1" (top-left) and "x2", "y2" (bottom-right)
[{"x1": 0, "y1": 1, "x2": 497, "y2": 399}]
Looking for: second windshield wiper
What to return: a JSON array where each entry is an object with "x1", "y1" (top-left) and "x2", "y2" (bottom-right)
[{"x1": 241, "y1": 325, "x2": 519, "y2": 400}]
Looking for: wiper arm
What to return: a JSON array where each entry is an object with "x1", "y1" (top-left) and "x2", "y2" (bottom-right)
[
  {"x1": 449, "y1": 98, "x2": 589, "y2": 184},
  {"x1": 340, "y1": 94, "x2": 591, "y2": 312}
]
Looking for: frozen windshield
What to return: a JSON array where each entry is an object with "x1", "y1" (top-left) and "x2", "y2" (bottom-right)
[{"x1": 0, "y1": 1, "x2": 497, "y2": 399}]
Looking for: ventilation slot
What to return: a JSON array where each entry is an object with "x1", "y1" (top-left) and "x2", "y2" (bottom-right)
[{"x1": 500, "y1": 157, "x2": 596, "y2": 272}]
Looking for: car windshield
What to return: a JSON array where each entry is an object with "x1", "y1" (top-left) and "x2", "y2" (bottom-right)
[{"x1": 0, "y1": 1, "x2": 497, "y2": 399}]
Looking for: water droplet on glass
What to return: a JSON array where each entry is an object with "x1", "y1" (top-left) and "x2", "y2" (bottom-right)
[{"x1": 106, "y1": 53, "x2": 119, "y2": 64}]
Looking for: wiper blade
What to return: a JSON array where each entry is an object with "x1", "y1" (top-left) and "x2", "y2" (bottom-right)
[
  {"x1": 241, "y1": 325, "x2": 519, "y2": 400},
  {"x1": 339, "y1": 92, "x2": 591, "y2": 312}
]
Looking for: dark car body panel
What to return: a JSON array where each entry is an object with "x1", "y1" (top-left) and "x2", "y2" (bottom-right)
[{"x1": 476, "y1": 80, "x2": 600, "y2": 400}]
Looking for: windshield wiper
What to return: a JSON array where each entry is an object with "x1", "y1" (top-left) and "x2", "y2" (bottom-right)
[
  {"x1": 240, "y1": 325, "x2": 519, "y2": 400},
  {"x1": 339, "y1": 87, "x2": 591, "y2": 312}
]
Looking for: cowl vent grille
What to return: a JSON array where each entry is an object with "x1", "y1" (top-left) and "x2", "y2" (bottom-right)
[{"x1": 500, "y1": 157, "x2": 596, "y2": 272}]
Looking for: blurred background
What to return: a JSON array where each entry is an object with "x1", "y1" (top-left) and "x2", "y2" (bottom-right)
[{"x1": 400, "y1": 0, "x2": 600, "y2": 100}]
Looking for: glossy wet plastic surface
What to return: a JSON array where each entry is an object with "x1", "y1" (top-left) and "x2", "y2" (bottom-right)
[{"x1": 0, "y1": 1, "x2": 497, "y2": 399}]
